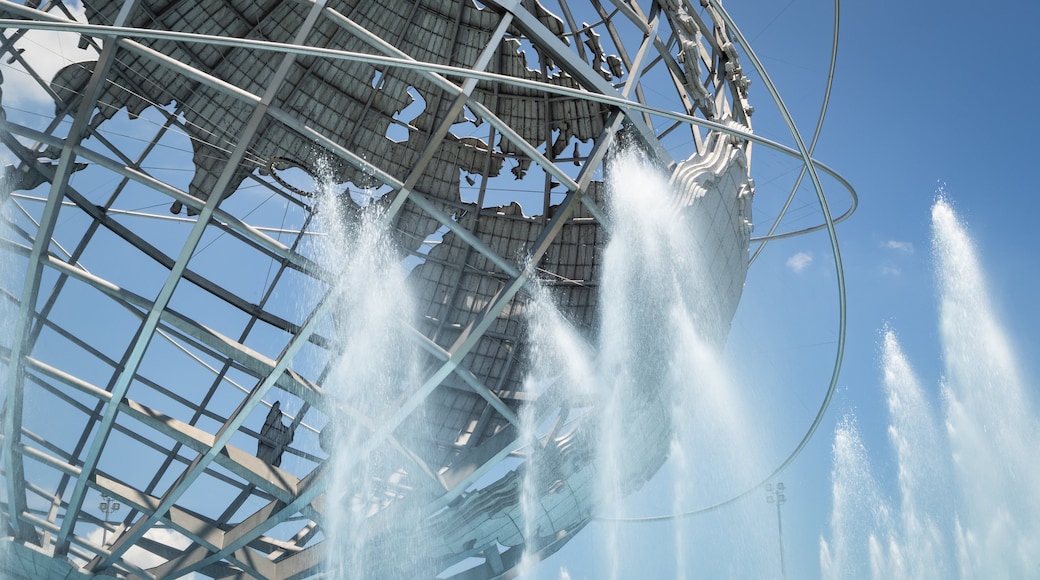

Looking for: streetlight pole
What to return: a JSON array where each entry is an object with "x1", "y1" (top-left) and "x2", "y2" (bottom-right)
[
  {"x1": 766, "y1": 482, "x2": 787, "y2": 580},
  {"x1": 99, "y1": 494, "x2": 120, "y2": 547}
]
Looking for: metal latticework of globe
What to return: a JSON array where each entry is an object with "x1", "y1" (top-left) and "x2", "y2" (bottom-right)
[{"x1": 0, "y1": 0, "x2": 770, "y2": 577}]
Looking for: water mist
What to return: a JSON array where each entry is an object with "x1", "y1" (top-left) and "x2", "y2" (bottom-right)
[
  {"x1": 933, "y1": 197, "x2": 1040, "y2": 577},
  {"x1": 823, "y1": 197, "x2": 1040, "y2": 578},
  {"x1": 314, "y1": 176, "x2": 426, "y2": 578},
  {"x1": 593, "y1": 151, "x2": 763, "y2": 578}
]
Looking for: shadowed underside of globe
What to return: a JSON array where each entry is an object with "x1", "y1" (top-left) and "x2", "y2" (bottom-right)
[{"x1": 0, "y1": 0, "x2": 754, "y2": 577}]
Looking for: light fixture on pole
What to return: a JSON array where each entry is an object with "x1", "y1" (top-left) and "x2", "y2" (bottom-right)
[
  {"x1": 99, "y1": 494, "x2": 121, "y2": 547},
  {"x1": 766, "y1": 482, "x2": 787, "y2": 580}
]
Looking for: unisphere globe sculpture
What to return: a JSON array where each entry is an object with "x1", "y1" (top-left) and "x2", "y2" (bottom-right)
[{"x1": 0, "y1": 0, "x2": 805, "y2": 577}]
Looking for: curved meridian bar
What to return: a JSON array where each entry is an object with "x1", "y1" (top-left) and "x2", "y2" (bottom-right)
[
  {"x1": 0, "y1": 0, "x2": 853, "y2": 577},
  {"x1": 748, "y1": 0, "x2": 847, "y2": 252},
  {"x1": 0, "y1": 16, "x2": 858, "y2": 249},
  {"x1": 709, "y1": 0, "x2": 849, "y2": 495},
  {"x1": 0, "y1": 9, "x2": 857, "y2": 188},
  {"x1": 607, "y1": 0, "x2": 854, "y2": 523}
]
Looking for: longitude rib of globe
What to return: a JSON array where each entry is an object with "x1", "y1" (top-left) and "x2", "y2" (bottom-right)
[{"x1": 0, "y1": 1, "x2": 851, "y2": 579}]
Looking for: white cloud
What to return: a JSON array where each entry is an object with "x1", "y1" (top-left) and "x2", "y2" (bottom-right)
[
  {"x1": 2, "y1": 4, "x2": 92, "y2": 165},
  {"x1": 1, "y1": 3, "x2": 93, "y2": 110},
  {"x1": 786, "y1": 251, "x2": 813, "y2": 273},
  {"x1": 881, "y1": 264, "x2": 902, "y2": 276},
  {"x1": 882, "y1": 240, "x2": 914, "y2": 253},
  {"x1": 78, "y1": 526, "x2": 197, "y2": 578}
]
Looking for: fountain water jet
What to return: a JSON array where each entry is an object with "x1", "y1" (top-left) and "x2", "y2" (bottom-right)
[
  {"x1": 823, "y1": 197, "x2": 1040, "y2": 578},
  {"x1": 505, "y1": 147, "x2": 761, "y2": 578},
  {"x1": 933, "y1": 197, "x2": 1040, "y2": 577},
  {"x1": 592, "y1": 150, "x2": 763, "y2": 578},
  {"x1": 517, "y1": 280, "x2": 597, "y2": 576},
  {"x1": 595, "y1": 150, "x2": 704, "y2": 578},
  {"x1": 313, "y1": 177, "x2": 429, "y2": 578},
  {"x1": 820, "y1": 416, "x2": 891, "y2": 579}
]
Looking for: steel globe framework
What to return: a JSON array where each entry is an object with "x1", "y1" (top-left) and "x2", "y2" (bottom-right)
[{"x1": 0, "y1": 0, "x2": 851, "y2": 578}]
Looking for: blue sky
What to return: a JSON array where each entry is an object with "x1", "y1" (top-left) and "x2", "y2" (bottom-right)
[
  {"x1": 3, "y1": 0, "x2": 1039, "y2": 578},
  {"x1": 540, "y1": 0, "x2": 1040, "y2": 578}
]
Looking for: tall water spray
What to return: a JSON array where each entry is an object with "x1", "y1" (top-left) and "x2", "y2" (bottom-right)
[
  {"x1": 820, "y1": 332, "x2": 954, "y2": 580},
  {"x1": 932, "y1": 198, "x2": 1040, "y2": 576},
  {"x1": 874, "y1": 329, "x2": 954, "y2": 579},
  {"x1": 591, "y1": 151, "x2": 764, "y2": 578},
  {"x1": 594, "y1": 151, "x2": 696, "y2": 577},
  {"x1": 516, "y1": 281, "x2": 597, "y2": 576},
  {"x1": 820, "y1": 416, "x2": 891, "y2": 579},
  {"x1": 313, "y1": 177, "x2": 427, "y2": 578},
  {"x1": 823, "y1": 198, "x2": 1040, "y2": 578}
]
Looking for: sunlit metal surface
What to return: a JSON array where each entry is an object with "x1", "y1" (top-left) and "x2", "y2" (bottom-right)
[{"x1": 0, "y1": 0, "x2": 755, "y2": 577}]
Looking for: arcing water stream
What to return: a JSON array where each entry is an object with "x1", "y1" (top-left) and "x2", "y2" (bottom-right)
[{"x1": 823, "y1": 198, "x2": 1040, "y2": 578}]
